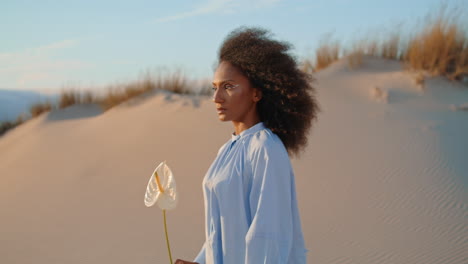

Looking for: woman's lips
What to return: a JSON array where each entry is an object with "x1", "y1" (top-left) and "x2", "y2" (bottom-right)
[{"x1": 217, "y1": 107, "x2": 226, "y2": 114}]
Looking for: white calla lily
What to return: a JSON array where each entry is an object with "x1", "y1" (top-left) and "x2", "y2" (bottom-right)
[
  {"x1": 145, "y1": 161, "x2": 178, "y2": 210},
  {"x1": 144, "y1": 161, "x2": 177, "y2": 264}
]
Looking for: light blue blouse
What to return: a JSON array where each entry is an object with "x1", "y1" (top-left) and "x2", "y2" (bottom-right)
[{"x1": 194, "y1": 122, "x2": 308, "y2": 264}]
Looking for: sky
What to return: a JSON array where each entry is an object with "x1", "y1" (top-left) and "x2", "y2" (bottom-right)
[{"x1": 0, "y1": 0, "x2": 465, "y2": 93}]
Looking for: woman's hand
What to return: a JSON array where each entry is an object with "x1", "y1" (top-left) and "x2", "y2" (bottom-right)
[{"x1": 174, "y1": 259, "x2": 199, "y2": 264}]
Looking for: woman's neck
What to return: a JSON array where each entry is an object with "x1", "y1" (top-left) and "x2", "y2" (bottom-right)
[{"x1": 232, "y1": 117, "x2": 260, "y2": 135}]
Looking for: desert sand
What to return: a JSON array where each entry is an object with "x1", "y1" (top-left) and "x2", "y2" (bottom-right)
[{"x1": 0, "y1": 57, "x2": 467, "y2": 264}]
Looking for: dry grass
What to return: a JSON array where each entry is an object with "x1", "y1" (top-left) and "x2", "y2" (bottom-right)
[
  {"x1": 300, "y1": 58, "x2": 315, "y2": 74},
  {"x1": 0, "y1": 116, "x2": 25, "y2": 136},
  {"x1": 366, "y1": 40, "x2": 380, "y2": 57},
  {"x1": 309, "y1": 7, "x2": 467, "y2": 80},
  {"x1": 30, "y1": 102, "x2": 53, "y2": 118},
  {"x1": 345, "y1": 42, "x2": 365, "y2": 69},
  {"x1": 344, "y1": 39, "x2": 379, "y2": 69},
  {"x1": 97, "y1": 69, "x2": 192, "y2": 110},
  {"x1": 381, "y1": 33, "x2": 402, "y2": 60},
  {"x1": 0, "y1": 121, "x2": 17, "y2": 136},
  {"x1": 58, "y1": 90, "x2": 82, "y2": 109},
  {"x1": 98, "y1": 83, "x2": 147, "y2": 111},
  {"x1": 160, "y1": 69, "x2": 189, "y2": 94},
  {"x1": 314, "y1": 40, "x2": 340, "y2": 71},
  {"x1": 346, "y1": 51, "x2": 364, "y2": 69},
  {"x1": 405, "y1": 10, "x2": 468, "y2": 80},
  {"x1": 82, "y1": 91, "x2": 95, "y2": 104}
]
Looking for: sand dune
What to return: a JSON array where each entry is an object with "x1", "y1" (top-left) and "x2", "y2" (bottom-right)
[{"x1": 0, "y1": 57, "x2": 467, "y2": 264}]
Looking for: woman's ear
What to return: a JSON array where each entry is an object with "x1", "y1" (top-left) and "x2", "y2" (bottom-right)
[{"x1": 253, "y1": 88, "x2": 262, "y2": 102}]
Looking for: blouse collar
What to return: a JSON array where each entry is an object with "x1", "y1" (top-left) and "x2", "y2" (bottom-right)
[{"x1": 231, "y1": 122, "x2": 265, "y2": 141}]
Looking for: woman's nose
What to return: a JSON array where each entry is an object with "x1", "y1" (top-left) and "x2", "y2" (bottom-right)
[{"x1": 212, "y1": 89, "x2": 224, "y2": 103}]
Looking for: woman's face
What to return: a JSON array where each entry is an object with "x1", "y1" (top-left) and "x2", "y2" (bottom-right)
[{"x1": 212, "y1": 61, "x2": 261, "y2": 123}]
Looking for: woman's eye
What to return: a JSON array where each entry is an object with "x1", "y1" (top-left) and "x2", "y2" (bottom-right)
[
  {"x1": 225, "y1": 84, "x2": 234, "y2": 90},
  {"x1": 211, "y1": 87, "x2": 217, "y2": 91}
]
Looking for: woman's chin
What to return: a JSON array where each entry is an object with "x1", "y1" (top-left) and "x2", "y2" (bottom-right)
[{"x1": 217, "y1": 114, "x2": 229, "y2": 122}]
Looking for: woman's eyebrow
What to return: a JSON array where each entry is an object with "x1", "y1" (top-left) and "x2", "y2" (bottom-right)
[{"x1": 212, "y1": 80, "x2": 235, "y2": 86}]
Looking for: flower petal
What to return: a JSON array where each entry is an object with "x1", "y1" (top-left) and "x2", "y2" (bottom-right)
[{"x1": 144, "y1": 161, "x2": 178, "y2": 210}]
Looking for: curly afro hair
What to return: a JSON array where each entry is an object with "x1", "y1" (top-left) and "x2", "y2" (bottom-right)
[{"x1": 217, "y1": 27, "x2": 320, "y2": 157}]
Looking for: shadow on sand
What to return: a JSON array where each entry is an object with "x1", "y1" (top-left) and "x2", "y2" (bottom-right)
[{"x1": 45, "y1": 104, "x2": 103, "y2": 122}]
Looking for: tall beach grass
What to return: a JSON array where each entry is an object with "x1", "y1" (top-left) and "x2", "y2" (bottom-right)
[{"x1": 311, "y1": 7, "x2": 467, "y2": 81}]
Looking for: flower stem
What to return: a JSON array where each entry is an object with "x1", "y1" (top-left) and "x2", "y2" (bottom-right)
[{"x1": 163, "y1": 209, "x2": 173, "y2": 264}]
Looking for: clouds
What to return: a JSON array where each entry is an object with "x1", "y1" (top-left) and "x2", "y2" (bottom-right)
[
  {"x1": 0, "y1": 39, "x2": 91, "y2": 89},
  {"x1": 154, "y1": 0, "x2": 282, "y2": 23},
  {"x1": 155, "y1": 0, "x2": 232, "y2": 23}
]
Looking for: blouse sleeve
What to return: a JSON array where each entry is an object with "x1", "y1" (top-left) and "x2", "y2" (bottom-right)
[
  {"x1": 193, "y1": 241, "x2": 206, "y2": 264},
  {"x1": 245, "y1": 138, "x2": 294, "y2": 263},
  {"x1": 193, "y1": 141, "x2": 227, "y2": 264}
]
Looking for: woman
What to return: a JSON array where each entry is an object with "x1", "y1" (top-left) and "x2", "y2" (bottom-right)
[{"x1": 176, "y1": 27, "x2": 319, "y2": 264}]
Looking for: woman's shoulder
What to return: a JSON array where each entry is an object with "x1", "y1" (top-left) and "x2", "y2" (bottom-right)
[
  {"x1": 216, "y1": 140, "x2": 231, "y2": 155},
  {"x1": 246, "y1": 127, "x2": 288, "y2": 159}
]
